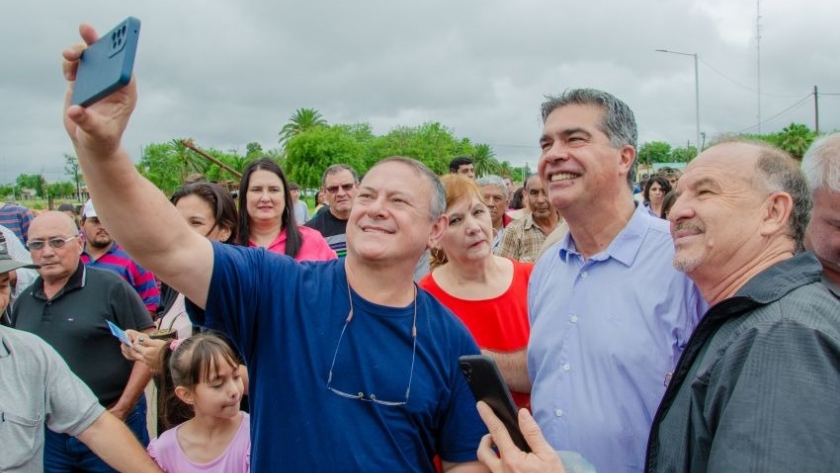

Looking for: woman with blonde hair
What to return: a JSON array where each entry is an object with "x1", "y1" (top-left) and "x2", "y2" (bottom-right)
[{"x1": 419, "y1": 174, "x2": 533, "y2": 409}]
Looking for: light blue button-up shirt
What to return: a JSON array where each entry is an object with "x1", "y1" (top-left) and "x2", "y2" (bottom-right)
[{"x1": 529, "y1": 204, "x2": 706, "y2": 473}]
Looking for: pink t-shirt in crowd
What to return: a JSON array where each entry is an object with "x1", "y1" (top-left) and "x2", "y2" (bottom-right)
[
  {"x1": 250, "y1": 225, "x2": 337, "y2": 262},
  {"x1": 148, "y1": 412, "x2": 250, "y2": 473}
]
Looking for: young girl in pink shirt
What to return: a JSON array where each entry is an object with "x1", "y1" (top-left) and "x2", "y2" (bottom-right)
[{"x1": 147, "y1": 333, "x2": 250, "y2": 472}]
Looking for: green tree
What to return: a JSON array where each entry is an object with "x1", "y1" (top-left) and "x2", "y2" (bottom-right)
[
  {"x1": 638, "y1": 141, "x2": 673, "y2": 165},
  {"x1": 47, "y1": 181, "x2": 76, "y2": 199},
  {"x1": 137, "y1": 139, "x2": 208, "y2": 193},
  {"x1": 369, "y1": 122, "x2": 473, "y2": 174},
  {"x1": 0, "y1": 184, "x2": 15, "y2": 198},
  {"x1": 669, "y1": 146, "x2": 698, "y2": 163},
  {"x1": 776, "y1": 123, "x2": 815, "y2": 160},
  {"x1": 16, "y1": 174, "x2": 47, "y2": 198},
  {"x1": 284, "y1": 125, "x2": 368, "y2": 189},
  {"x1": 64, "y1": 154, "x2": 83, "y2": 201},
  {"x1": 278, "y1": 108, "x2": 328, "y2": 146},
  {"x1": 473, "y1": 143, "x2": 501, "y2": 177}
]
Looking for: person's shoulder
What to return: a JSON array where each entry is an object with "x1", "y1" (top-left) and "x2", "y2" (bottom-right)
[
  {"x1": 303, "y1": 209, "x2": 327, "y2": 229},
  {"x1": 1, "y1": 325, "x2": 50, "y2": 353},
  {"x1": 85, "y1": 265, "x2": 129, "y2": 286},
  {"x1": 298, "y1": 224, "x2": 327, "y2": 239}
]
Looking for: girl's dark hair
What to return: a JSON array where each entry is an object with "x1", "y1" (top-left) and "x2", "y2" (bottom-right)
[
  {"x1": 236, "y1": 158, "x2": 302, "y2": 257},
  {"x1": 643, "y1": 176, "x2": 672, "y2": 203},
  {"x1": 171, "y1": 182, "x2": 238, "y2": 244},
  {"x1": 510, "y1": 187, "x2": 525, "y2": 210},
  {"x1": 155, "y1": 333, "x2": 242, "y2": 431},
  {"x1": 660, "y1": 189, "x2": 678, "y2": 219}
]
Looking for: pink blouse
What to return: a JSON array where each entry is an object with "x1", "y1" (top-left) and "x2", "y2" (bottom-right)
[{"x1": 250, "y1": 225, "x2": 336, "y2": 262}]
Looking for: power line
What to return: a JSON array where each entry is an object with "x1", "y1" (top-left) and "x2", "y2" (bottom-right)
[
  {"x1": 698, "y1": 58, "x2": 802, "y2": 98},
  {"x1": 737, "y1": 94, "x2": 812, "y2": 133}
]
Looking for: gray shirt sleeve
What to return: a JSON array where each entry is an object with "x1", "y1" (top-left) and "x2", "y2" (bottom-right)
[{"x1": 41, "y1": 336, "x2": 106, "y2": 436}]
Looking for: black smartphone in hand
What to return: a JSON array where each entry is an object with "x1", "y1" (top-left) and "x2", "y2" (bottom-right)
[
  {"x1": 459, "y1": 354, "x2": 531, "y2": 452},
  {"x1": 71, "y1": 17, "x2": 141, "y2": 107}
]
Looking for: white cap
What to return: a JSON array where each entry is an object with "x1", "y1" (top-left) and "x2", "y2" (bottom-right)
[{"x1": 83, "y1": 199, "x2": 97, "y2": 218}]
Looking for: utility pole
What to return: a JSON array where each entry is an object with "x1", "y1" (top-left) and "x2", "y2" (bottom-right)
[
  {"x1": 814, "y1": 85, "x2": 820, "y2": 135},
  {"x1": 756, "y1": 0, "x2": 762, "y2": 133}
]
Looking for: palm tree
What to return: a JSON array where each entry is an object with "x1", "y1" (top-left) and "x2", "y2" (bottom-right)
[
  {"x1": 473, "y1": 143, "x2": 501, "y2": 177},
  {"x1": 777, "y1": 123, "x2": 815, "y2": 160},
  {"x1": 278, "y1": 108, "x2": 328, "y2": 146}
]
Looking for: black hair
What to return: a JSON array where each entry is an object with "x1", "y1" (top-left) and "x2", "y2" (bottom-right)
[{"x1": 236, "y1": 158, "x2": 302, "y2": 257}]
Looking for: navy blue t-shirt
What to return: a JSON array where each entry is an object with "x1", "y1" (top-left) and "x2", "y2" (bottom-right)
[{"x1": 188, "y1": 243, "x2": 485, "y2": 472}]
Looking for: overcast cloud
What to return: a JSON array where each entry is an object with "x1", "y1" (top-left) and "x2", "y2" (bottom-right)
[{"x1": 2, "y1": 0, "x2": 838, "y2": 184}]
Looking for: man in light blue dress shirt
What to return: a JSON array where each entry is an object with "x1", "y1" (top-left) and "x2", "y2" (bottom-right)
[{"x1": 528, "y1": 89, "x2": 707, "y2": 473}]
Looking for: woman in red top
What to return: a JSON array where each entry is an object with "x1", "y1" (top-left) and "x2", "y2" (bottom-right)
[{"x1": 419, "y1": 174, "x2": 533, "y2": 409}]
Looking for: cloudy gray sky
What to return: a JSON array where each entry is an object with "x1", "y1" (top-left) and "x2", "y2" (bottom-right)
[{"x1": 2, "y1": 0, "x2": 838, "y2": 184}]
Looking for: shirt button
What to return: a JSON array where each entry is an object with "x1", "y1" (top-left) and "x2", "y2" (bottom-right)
[
  {"x1": 581, "y1": 271, "x2": 588, "y2": 279},
  {"x1": 570, "y1": 315, "x2": 579, "y2": 323},
  {"x1": 555, "y1": 409, "x2": 564, "y2": 417},
  {"x1": 563, "y1": 363, "x2": 571, "y2": 371}
]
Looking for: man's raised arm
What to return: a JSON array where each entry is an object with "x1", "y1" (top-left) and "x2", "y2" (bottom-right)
[{"x1": 61, "y1": 23, "x2": 212, "y2": 307}]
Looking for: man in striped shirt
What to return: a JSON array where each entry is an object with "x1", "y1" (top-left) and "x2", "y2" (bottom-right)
[
  {"x1": 0, "y1": 199, "x2": 36, "y2": 246},
  {"x1": 79, "y1": 200, "x2": 159, "y2": 314}
]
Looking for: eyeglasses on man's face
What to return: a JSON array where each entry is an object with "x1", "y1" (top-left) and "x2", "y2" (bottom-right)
[
  {"x1": 27, "y1": 235, "x2": 80, "y2": 251},
  {"x1": 325, "y1": 183, "x2": 356, "y2": 195}
]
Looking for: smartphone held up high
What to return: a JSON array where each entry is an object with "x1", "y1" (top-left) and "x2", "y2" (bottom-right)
[{"x1": 71, "y1": 17, "x2": 141, "y2": 107}]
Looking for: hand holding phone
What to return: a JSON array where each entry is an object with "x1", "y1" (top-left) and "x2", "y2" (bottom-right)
[
  {"x1": 459, "y1": 354, "x2": 532, "y2": 452},
  {"x1": 71, "y1": 17, "x2": 141, "y2": 107}
]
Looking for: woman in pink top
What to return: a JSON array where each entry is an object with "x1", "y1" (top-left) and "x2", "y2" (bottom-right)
[{"x1": 237, "y1": 158, "x2": 335, "y2": 261}]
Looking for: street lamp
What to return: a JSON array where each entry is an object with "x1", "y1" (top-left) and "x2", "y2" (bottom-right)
[{"x1": 656, "y1": 49, "x2": 701, "y2": 156}]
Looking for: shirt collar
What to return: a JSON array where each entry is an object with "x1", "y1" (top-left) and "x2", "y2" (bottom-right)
[
  {"x1": 33, "y1": 261, "x2": 87, "y2": 300},
  {"x1": 734, "y1": 252, "x2": 824, "y2": 303},
  {"x1": 558, "y1": 203, "x2": 650, "y2": 267},
  {"x1": 0, "y1": 327, "x2": 10, "y2": 358}
]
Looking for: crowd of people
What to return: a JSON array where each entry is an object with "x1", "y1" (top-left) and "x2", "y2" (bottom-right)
[{"x1": 1, "y1": 22, "x2": 839, "y2": 473}]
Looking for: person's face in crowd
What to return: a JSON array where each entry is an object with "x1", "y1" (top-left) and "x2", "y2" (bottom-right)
[
  {"x1": 0, "y1": 271, "x2": 11, "y2": 313},
  {"x1": 538, "y1": 104, "x2": 634, "y2": 212},
  {"x1": 176, "y1": 356, "x2": 244, "y2": 420},
  {"x1": 175, "y1": 194, "x2": 232, "y2": 242},
  {"x1": 246, "y1": 170, "x2": 285, "y2": 225},
  {"x1": 348, "y1": 161, "x2": 442, "y2": 264},
  {"x1": 668, "y1": 143, "x2": 770, "y2": 275},
  {"x1": 456, "y1": 164, "x2": 476, "y2": 180},
  {"x1": 649, "y1": 182, "x2": 665, "y2": 206},
  {"x1": 805, "y1": 188, "x2": 840, "y2": 281},
  {"x1": 28, "y1": 213, "x2": 83, "y2": 284},
  {"x1": 81, "y1": 217, "x2": 113, "y2": 249},
  {"x1": 481, "y1": 184, "x2": 507, "y2": 229},
  {"x1": 666, "y1": 175, "x2": 680, "y2": 188},
  {"x1": 503, "y1": 177, "x2": 514, "y2": 196},
  {"x1": 526, "y1": 175, "x2": 553, "y2": 221},
  {"x1": 290, "y1": 188, "x2": 301, "y2": 203},
  {"x1": 323, "y1": 169, "x2": 358, "y2": 220},
  {"x1": 441, "y1": 193, "x2": 493, "y2": 263}
]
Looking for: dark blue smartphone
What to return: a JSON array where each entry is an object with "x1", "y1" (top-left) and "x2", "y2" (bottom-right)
[
  {"x1": 71, "y1": 17, "x2": 141, "y2": 107},
  {"x1": 459, "y1": 354, "x2": 532, "y2": 452}
]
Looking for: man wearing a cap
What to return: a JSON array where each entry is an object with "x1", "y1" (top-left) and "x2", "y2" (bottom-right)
[
  {"x1": 0, "y1": 230, "x2": 163, "y2": 473},
  {"x1": 80, "y1": 199, "x2": 159, "y2": 314},
  {"x1": 12, "y1": 211, "x2": 156, "y2": 472},
  {"x1": 0, "y1": 229, "x2": 37, "y2": 323}
]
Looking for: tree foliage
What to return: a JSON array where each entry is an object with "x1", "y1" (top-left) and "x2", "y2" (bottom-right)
[
  {"x1": 64, "y1": 154, "x2": 83, "y2": 201},
  {"x1": 638, "y1": 141, "x2": 673, "y2": 164},
  {"x1": 284, "y1": 125, "x2": 369, "y2": 189},
  {"x1": 278, "y1": 108, "x2": 328, "y2": 146},
  {"x1": 16, "y1": 174, "x2": 47, "y2": 198}
]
